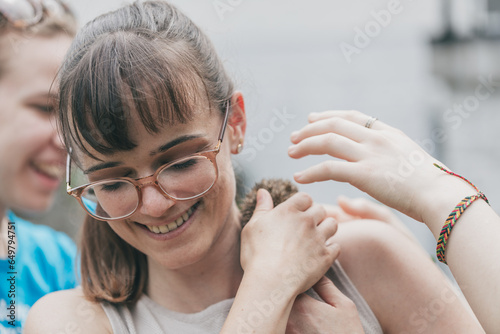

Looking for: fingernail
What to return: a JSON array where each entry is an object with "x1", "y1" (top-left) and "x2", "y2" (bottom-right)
[
  {"x1": 288, "y1": 145, "x2": 296, "y2": 155},
  {"x1": 293, "y1": 172, "x2": 303, "y2": 181},
  {"x1": 256, "y1": 188, "x2": 264, "y2": 202},
  {"x1": 290, "y1": 131, "x2": 299, "y2": 141}
]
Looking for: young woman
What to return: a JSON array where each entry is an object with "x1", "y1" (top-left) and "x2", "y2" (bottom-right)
[
  {"x1": 0, "y1": 1, "x2": 77, "y2": 332},
  {"x1": 289, "y1": 109, "x2": 500, "y2": 332},
  {"x1": 25, "y1": 2, "x2": 483, "y2": 333}
]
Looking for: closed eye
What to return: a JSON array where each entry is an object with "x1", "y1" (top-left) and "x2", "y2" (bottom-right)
[
  {"x1": 31, "y1": 104, "x2": 55, "y2": 114},
  {"x1": 170, "y1": 158, "x2": 198, "y2": 170},
  {"x1": 98, "y1": 182, "x2": 124, "y2": 192}
]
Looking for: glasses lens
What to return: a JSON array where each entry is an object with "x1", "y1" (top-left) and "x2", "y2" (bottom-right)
[
  {"x1": 82, "y1": 180, "x2": 138, "y2": 219},
  {"x1": 158, "y1": 155, "x2": 217, "y2": 200}
]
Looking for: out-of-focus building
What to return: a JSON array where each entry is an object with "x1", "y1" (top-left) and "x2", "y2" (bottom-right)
[{"x1": 430, "y1": 0, "x2": 500, "y2": 209}]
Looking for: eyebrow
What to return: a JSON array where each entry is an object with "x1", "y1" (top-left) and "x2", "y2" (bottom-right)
[
  {"x1": 149, "y1": 134, "x2": 203, "y2": 156},
  {"x1": 84, "y1": 134, "x2": 203, "y2": 174},
  {"x1": 84, "y1": 161, "x2": 123, "y2": 174}
]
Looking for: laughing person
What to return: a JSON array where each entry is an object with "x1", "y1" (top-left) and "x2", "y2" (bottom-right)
[{"x1": 0, "y1": 1, "x2": 78, "y2": 332}]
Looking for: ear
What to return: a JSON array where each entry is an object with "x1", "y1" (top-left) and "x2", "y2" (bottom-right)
[{"x1": 227, "y1": 91, "x2": 247, "y2": 154}]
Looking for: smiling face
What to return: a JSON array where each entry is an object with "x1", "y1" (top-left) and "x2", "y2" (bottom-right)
[
  {"x1": 0, "y1": 33, "x2": 72, "y2": 214},
  {"x1": 75, "y1": 100, "x2": 243, "y2": 269}
]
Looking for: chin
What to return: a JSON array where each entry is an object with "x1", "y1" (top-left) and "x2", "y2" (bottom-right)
[
  {"x1": 11, "y1": 195, "x2": 54, "y2": 216},
  {"x1": 151, "y1": 241, "x2": 212, "y2": 270}
]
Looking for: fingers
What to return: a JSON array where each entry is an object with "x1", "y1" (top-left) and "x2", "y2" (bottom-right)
[
  {"x1": 317, "y1": 217, "x2": 339, "y2": 240},
  {"x1": 293, "y1": 160, "x2": 355, "y2": 184},
  {"x1": 303, "y1": 203, "x2": 327, "y2": 226},
  {"x1": 338, "y1": 195, "x2": 399, "y2": 224},
  {"x1": 282, "y1": 192, "x2": 314, "y2": 212},
  {"x1": 250, "y1": 189, "x2": 274, "y2": 218},
  {"x1": 288, "y1": 132, "x2": 361, "y2": 162},
  {"x1": 313, "y1": 276, "x2": 351, "y2": 308},
  {"x1": 321, "y1": 203, "x2": 360, "y2": 223},
  {"x1": 290, "y1": 117, "x2": 369, "y2": 145},
  {"x1": 307, "y1": 110, "x2": 389, "y2": 131},
  {"x1": 338, "y1": 196, "x2": 385, "y2": 219}
]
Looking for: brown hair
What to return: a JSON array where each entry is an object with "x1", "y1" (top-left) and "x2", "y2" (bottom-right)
[
  {"x1": 58, "y1": 1, "x2": 234, "y2": 304},
  {"x1": 0, "y1": 2, "x2": 77, "y2": 78}
]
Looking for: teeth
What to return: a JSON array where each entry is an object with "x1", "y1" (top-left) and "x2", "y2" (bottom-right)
[
  {"x1": 146, "y1": 204, "x2": 196, "y2": 234},
  {"x1": 32, "y1": 162, "x2": 63, "y2": 179},
  {"x1": 175, "y1": 217, "x2": 183, "y2": 226}
]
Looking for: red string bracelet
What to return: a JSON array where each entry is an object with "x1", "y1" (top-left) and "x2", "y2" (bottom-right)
[{"x1": 434, "y1": 163, "x2": 489, "y2": 264}]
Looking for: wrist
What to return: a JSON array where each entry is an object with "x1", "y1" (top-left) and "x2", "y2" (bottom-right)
[
  {"x1": 223, "y1": 269, "x2": 297, "y2": 333},
  {"x1": 418, "y1": 165, "x2": 486, "y2": 240},
  {"x1": 241, "y1": 264, "x2": 300, "y2": 299}
]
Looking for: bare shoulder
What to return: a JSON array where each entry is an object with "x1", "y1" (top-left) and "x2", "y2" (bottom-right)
[
  {"x1": 24, "y1": 287, "x2": 112, "y2": 334},
  {"x1": 334, "y1": 219, "x2": 414, "y2": 266},
  {"x1": 332, "y1": 220, "x2": 425, "y2": 294},
  {"x1": 332, "y1": 220, "x2": 483, "y2": 333}
]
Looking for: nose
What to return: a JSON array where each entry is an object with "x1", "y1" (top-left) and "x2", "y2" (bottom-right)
[
  {"x1": 49, "y1": 118, "x2": 65, "y2": 151},
  {"x1": 138, "y1": 184, "x2": 176, "y2": 218}
]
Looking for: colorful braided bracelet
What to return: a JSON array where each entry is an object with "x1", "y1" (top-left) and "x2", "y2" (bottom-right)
[{"x1": 434, "y1": 163, "x2": 489, "y2": 264}]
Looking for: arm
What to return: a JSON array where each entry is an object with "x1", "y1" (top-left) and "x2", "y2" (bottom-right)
[
  {"x1": 333, "y1": 220, "x2": 484, "y2": 333},
  {"x1": 24, "y1": 288, "x2": 112, "y2": 334},
  {"x1": 288, "y1": 109, "x2": 500, "y2": 332}
]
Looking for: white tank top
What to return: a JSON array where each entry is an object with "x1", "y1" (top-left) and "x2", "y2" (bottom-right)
[{"x1": 101, "y1": 261, "x2": 383, "y2": 333}]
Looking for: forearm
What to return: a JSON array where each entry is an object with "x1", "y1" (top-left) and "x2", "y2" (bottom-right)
[
  {"x1": 221, "y1": 270, "x2": 296, "y2": 334},
  {"x1": 422, "y1": 178, "x2": 500, "y2": 332}
]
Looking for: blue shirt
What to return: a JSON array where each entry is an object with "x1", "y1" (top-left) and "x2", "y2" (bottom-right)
[{"x1": 0, "y1": 212, "x2": 77, "y2": 333}]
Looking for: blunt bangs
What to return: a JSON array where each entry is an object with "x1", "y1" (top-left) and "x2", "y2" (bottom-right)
[{"x1": 60, "y1": 30, "x2": 207, "y2": 159}]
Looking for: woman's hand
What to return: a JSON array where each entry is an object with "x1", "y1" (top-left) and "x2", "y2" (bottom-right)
[
  {"x1": 286, "y1": 109, "x2": 500, "y2": 333},
  {"x1": 222, "y1": 190, "x2": 341, "y2": 334},
  {"x1": 241, "y1": 188, "x2": 340, "y2": 296},
  {"x1": 286, "y1": 276, "x2": 364, "y2": 334},
  {"x1": 288, "y1": 109, "x2": 471, "y2": 224}
]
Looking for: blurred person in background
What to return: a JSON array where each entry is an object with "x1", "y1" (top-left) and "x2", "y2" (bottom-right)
[{"x1": 0, "y1": 0, "x2": 78, "y2": 332}]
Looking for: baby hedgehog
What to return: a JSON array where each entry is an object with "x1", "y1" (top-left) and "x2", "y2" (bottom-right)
[{"x1": 239, "y1": 178, "x2": 298, "y2": 227}]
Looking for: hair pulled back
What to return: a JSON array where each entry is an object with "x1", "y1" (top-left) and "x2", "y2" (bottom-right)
[{"x1": 58, "y1": 1, "x2": 234, "y2": 304}]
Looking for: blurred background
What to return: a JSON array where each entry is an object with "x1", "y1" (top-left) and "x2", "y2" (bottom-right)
[{"x1": 33, "y1": 0, "x2": 500, "y2": 276}]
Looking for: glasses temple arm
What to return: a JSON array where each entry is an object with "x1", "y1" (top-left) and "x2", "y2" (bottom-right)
[
  {"x1": 217, "y1": 100, "x2": 230, "y2": 144},
  {"x1": 66, "y1": 151, "x2": 72, "y2": 190}
]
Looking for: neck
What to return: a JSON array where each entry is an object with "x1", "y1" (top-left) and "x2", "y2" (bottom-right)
[{"x1": 146, "y1": 204, "x2": 244, "y2": 313}]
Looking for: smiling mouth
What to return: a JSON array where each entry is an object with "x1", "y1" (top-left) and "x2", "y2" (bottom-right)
[
  {"x1": 31, "y1": 161, "x2": 63, "y2": 180},
  {"x1": 144, "y1": 202, "x2": 200, "y2": 234}
]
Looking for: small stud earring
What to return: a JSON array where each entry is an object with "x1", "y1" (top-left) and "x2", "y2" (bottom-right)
[{"x1": 237, "y1": 141, "x2": 243, "y2": 153}]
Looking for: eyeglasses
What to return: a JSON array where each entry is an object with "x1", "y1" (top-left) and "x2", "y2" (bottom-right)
[
  {"x1": 66, "y1": 101, "x2": 231, "y2": 221},
  {"x1": 0, "y1": 0, "x2": 70, "y2": 28}
]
